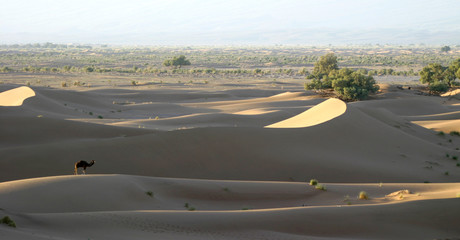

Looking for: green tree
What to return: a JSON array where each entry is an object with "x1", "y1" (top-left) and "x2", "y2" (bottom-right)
[
  {"x1": 312, "y1": 53, "x2": 338, "y2": 78},
  {"x1": 419, "y1": 62, "x2": 455, "y2": 88},
  {"x1": 441, "y1": 46, "x2": 451, "y2": 53},
  {"x1": 448, "y1": 58, "x2": 460, "y2": 82},
  {"x1": 163, "y1": 55, "x2": 191, "y2": 68},
  {"x1": 305, "y1": 53, "x2": 338, "y2": 89}
]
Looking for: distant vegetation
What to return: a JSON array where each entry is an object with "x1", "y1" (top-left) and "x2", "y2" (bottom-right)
[
  {"x1": 1, "y1": 44, "x2": 458, "y2": 79},
  {"x1": 441, "y1": 46, "x2": 451, "y2": 53}
]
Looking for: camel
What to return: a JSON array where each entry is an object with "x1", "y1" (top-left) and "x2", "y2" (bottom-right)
[{"x1": 74, "y1": 160, "x2": 95, "y2": 175}]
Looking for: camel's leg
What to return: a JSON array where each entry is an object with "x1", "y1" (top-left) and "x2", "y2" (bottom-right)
[
  {"x1": 74, "y1": 167, "x2": 78, "y2": 175},
  {"x1": 83, "y1": 169, "x2": 86, "y2": 175}
]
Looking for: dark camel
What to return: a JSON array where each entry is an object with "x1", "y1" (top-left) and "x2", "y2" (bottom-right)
[{"x1": 74, "y1": 160, "x2": 95, "y2": 175}]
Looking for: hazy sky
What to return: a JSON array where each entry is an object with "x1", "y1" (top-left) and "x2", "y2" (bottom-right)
[{"x1": 1, "y1": 0, "x2": 459, "y2": 45}]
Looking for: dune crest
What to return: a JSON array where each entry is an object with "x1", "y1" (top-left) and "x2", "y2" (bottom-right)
[
  {"x1": 0, "y1": 86, "x2": 36, "y2": 106},
  {"x1": 265, "y1": 98, "x2": 346, "y2": 128}
]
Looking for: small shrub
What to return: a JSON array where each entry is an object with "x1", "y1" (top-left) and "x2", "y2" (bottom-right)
[
  {"x1": 438, "y1": 131, "x2": 445, "y2": 136},
  {"x1": 309, "y1": 179, "x2": 318, "y2": 186},
  {"x1": 97, "y1": 115, "x2": 103, "y2": 119},
  {"x1": 145, "y1": 191, "x2": 153, "y2": 197},
  {"x1": 359, "y1": 191, "x2": 369, "y2": 200},
  {"x1": 445, "y1": 171, "x2": 449, "y2": 176},
  {"x1": 1, "y1": 216, "x2": 16, "y2": 228},
  {"x1": 241, "y1": 207, "x2": 249, "y2": 210},
  {"x1": 456, "y1": 163, "x2": 460, "y2": 167},
  {"x1": 446, "y1": 153, "x2": 450, "y2": 158},
  {"x1": 188, "y1": 207, "x2": 196, "y2": 211},
  {"x1": 428, "y1": 81, "x2": 449, "y2": 94},
  {"x1": 184, "y1": 203, "x2": 189, "y2": 208},
  {"x1": 315, "y1": 184, "x2": 326, "y2": 191},
  {"x1": 222, "y1": 187, "x2": 230, "y2": 192},
  {"x1": 450, "y1": 131, "x2": 460, "y2": 136},
  {"x1": 61, "y1": 81, "x2": 67, "y2": 87},
  {"x1": 453, "y1": 156, "x2": 458, "y2": 160}
]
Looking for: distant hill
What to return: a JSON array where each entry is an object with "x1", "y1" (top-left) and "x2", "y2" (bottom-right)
[{"x1": 5, "y1": 28, "x2": 460, "y2": 46}]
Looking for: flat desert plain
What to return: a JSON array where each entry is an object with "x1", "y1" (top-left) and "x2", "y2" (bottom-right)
[{"x1": 1, "y1": 80, "x2": 460, "y2": 240}]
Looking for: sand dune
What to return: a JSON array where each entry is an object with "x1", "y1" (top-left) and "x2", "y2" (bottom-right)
[
  {"x1": 2, "y1": 83, "x2": 460, "y2": 239},
  {"x1": 1, "y1": 175, "x2": 460, "y2": 239},
  {"x1": 265, "y1": 98, "x2": 346, "y2": 128},
  {"x1": 0, "y1": 86, "x2": 35, "y2": 106}
]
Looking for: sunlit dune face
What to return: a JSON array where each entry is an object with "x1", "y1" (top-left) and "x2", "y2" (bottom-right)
[
  {"x1": 265, "y1": 98, "x2": 347, "y2": 128},
  {"x1": 0, "y1": 86, "x2": 36, "y2": 106}
]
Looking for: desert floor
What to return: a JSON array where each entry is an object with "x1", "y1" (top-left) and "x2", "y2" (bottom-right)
[{"x1": 1, "y1": 77, "x2": 460, "y2": 239}]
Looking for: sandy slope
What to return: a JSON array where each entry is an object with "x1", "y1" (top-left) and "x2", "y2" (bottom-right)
[
  {"x1": 1, "y1": 83, "x2": 460, "y2": 239},
  {"x1": 1, "y1": 175, "x2": 460, "y2": 240}
]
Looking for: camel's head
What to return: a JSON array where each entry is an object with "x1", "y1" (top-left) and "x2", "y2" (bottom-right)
[{"x1": 90, "y1": 160, "x2": 95, "y2": 165}]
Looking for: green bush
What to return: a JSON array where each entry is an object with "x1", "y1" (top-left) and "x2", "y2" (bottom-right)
[
  {"x1": 315, "y1": 184, "x2": 326, "y2": 191},
  {"x1": 450, "y1": 131, "x2": 460, "y2": 136},
  {"x1": 309, "y1": 179, "x2": 318, "y2": 186},
  {"x1": 331, "y1": 68, "x2": 379, "y2": 101},
  {"x1": 358, "y1": 191, "x2": 369, "y2": 200},
  {"x1": 428, "y1": 81, "x2": 449, "y2": 94},
  {"x1": 1, "y1": 216, "x2": 16, "y2": 228}
]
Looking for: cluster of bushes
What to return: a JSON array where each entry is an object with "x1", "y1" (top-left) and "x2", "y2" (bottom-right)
[
  {"x1": 305, "y1": 53, "x2": 379, "y2": 101},
  {"x1": 419, "y1": 58, "x2": 460, "y2": 94}
]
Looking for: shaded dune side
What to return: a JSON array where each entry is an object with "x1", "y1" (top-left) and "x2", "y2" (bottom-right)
[
  {"x1": 1, "y1": 174, "x2": 459, "y2": 213},
  {"x1": 0, "y1": 116, "x2": 155, "y2": 147},
  {"x1": 1, "y1": 102, "x2": 458, "y2": 183},
  {"x1": 4, "y1": 198, "x2": 460, "y2": 240}
]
